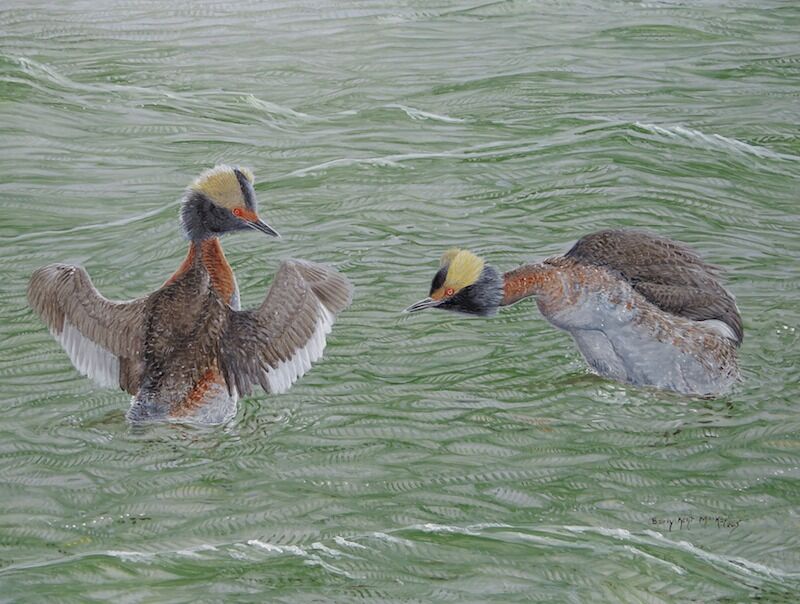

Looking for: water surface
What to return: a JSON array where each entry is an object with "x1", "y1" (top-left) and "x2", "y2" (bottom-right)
[{"x1": 1, "y1": 1, "x2": 799, "y2": 601}]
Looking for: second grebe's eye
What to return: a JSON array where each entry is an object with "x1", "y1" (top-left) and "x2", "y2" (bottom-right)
[
  {"x1": 233, "y1": 208, "x2": 243, "y2": 217},
  {"x1": 445, "y1": 287, "x2": 455, "y2": 297}
]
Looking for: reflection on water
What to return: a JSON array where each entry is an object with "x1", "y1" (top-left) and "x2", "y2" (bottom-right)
[{"x1": 1, "y1": 0, "x2": 799, "y2": 600}]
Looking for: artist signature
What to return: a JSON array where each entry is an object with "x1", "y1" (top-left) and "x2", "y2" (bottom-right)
[{"x1": 650, "y1": 516, "x2": 741, "y2": 532}]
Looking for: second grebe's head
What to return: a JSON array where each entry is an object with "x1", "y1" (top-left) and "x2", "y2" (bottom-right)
[
  {"x1": 180, "y1": 165, "x2": 279, "y2": 241},
  {"x1": 405, "y1": 248, "x2": 503, "y2": 316}
]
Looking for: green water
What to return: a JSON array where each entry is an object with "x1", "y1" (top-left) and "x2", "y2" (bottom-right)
[{"x1": 2, "y1": 1, "x2": 799, "y2": 601}]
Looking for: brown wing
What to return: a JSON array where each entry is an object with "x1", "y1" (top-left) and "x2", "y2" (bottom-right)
[
  {"x1": 28, "y1": 263, "x2": 147, "y2": 393},
  {"x1": 565, "y1": 229, "x2": 742, "y2": 344},
  {"x1": 218, "y1": 260, "x2": 353, "y2": 396}
]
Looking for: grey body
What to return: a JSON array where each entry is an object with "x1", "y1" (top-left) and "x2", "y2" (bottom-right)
[
  {"x1": 564, "y1": 230, "x2": 743, "y2": 343},
  {"x1": 539, "y1": 268, "x2": 739, "y2": 395}
]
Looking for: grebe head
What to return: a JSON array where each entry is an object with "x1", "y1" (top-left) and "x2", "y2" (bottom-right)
[
  {"x1": 405, "y1": 248, "x2": 503, "y2": 316},
  {"x1": 180, "y1": 165, "x2": 280, "y2": 241}
]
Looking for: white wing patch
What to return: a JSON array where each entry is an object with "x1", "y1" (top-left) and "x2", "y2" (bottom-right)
[
  {"x1": 266, "y1": 304, "x2": 334, "y2": 395},
  {"x1": 53, "y1": 320, "x2": 120, "y2": 389},
  {"x1": 230, "y1": 276, "x2": 241, "y2": 311}
]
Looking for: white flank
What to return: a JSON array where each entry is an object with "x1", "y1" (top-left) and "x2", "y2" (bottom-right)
[
  {"x1": 698, "y1": 319, "x2": 737, "y2": 342},
  {"x1": 54, "y1": 320, "x2": 119, "y2": 389},
  {"x1": 266, "y1": 304, "x2": 334, "y2": 394}
]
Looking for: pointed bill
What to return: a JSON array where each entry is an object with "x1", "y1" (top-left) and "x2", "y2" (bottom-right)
[
  {"x1": 247, "y1": 219, "x2": 280, "y2": 238},
  {"x1": 404, "y1": 297, "x2": 441, "y2": 313}
]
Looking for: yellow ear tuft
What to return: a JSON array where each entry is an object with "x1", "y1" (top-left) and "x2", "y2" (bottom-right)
[
  {"x1": 445, "y1": 249, "x2": 485, "y2": 290},
  {"x1": 190, "y1": 165, "x2": 245, "y2": 210},
  {"x1": 440, "y1": 248, "x2": 461, "y2": 267}
]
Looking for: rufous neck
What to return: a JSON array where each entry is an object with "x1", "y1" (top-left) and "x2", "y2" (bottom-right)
[
  {"x1": 501, "y1": 264, "x2": 550, "y2": 306},
  {"x1": 186, "y1": 237, "x2": 222, "y2": 260},
  {"x1": 196, "y1": 238, "x2": 236, "y2": 303}
]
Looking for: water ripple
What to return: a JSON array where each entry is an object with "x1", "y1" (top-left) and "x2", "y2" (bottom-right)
[{"x1": 2, "y1": 0, "x2": 799, "y2": 601}]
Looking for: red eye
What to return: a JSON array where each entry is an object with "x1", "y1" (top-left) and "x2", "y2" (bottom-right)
[
  {"x1": 233, "y1": 208, "x2": 243, "y2": 217},
  {"x1": 445, "y1": 287, "x2": 455, "y2": 297}
]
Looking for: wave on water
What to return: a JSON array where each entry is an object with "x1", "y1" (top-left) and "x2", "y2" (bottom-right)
[
  {"x1": 284, "y1": 140, "x2": 530, "y2": 177},
  {"x1": 565, "y1": 525, "x2": 800, "y2": 583},
  {"x1": 240, "y1": 94, "x2": 314, "y2": 121},
  {"x1": 384, "y1": 103, "x2": 466, "y2": 123},
  {"x1": 633, "y1": 121, "x2": 798, "y2": 162}
]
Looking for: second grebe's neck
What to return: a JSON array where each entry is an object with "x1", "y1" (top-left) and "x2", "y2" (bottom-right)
[{"x1": 501, "y1": 263, "x2": 561, "y2": 306}]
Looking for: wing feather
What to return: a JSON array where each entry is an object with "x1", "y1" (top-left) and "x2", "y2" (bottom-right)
[
  {"x1": 28, "y1": 263, "x2": 147, "y2": 392},
  {"x1": 565, "y1": 229, "x2": 742, "y2": 344},
  {"x1": 219, "y1": 260, "x2": 352, "y2": 396}
]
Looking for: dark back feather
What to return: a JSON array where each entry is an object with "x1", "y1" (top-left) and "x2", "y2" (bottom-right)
[{"x1": 565, "y1": 230, "x2": 742, "y2": 344}]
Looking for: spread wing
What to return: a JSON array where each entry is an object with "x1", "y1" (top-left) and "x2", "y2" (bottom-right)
[
  {"x1": 28, "y1": 264, "x2": 147, "y2": 393},
  {"x1": 565, "y1": 229, "x2": 743, "y2": 344},
  {"x1": 218, "y1": 260, "x2": 353, "y2": 396}
]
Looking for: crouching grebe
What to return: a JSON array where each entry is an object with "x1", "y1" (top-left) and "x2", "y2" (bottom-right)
[
  {"x1": 405, "y1": 230, "x2": 742, "y2": 396},
  {"x1": 28, "y1": 165, "x2": 353, "y2": 423}
]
